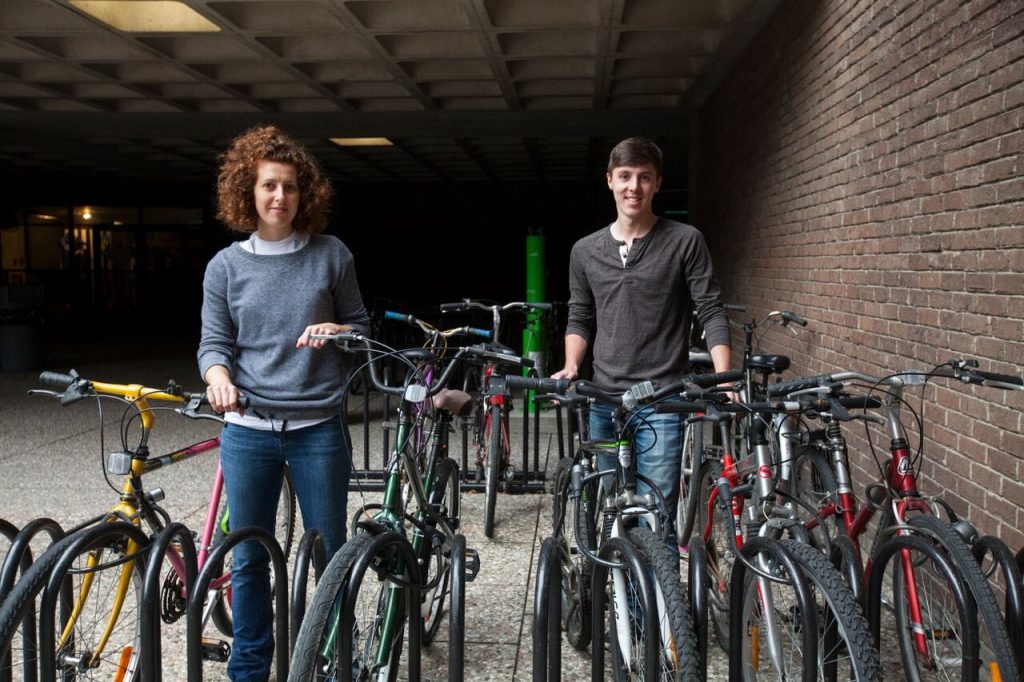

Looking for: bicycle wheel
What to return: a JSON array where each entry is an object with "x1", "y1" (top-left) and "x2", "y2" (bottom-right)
[
  {"x1": 677, "y1": 419, "x2": 714, "y2": 548},
  {"x1": 907, "y1": 514, "x2": 1019, "y2": 681},
  {"x1": 288, "y1": 531, "x2": 407, "y2": 682},
  {"x1": 626, "y1": 527, "x2": 701, "y2": 681},
  {"x1": 483, "y1": 403, "x2": 503, "y2": 538},
  {"x1": 601, "y1": 537, "x2": 659, "y2": 681},
  {"x1": 210, "y1": 464, "x2": 298, "y2": 636},
  {"x1": 692, "y1": 460, "x2": 733, "y2": 652},
  {"x1": 420, "y1": 457, "x2": 459, "y2": 643},
  {"x1": 551, "y1": 455, "x2": 597, "y2": 650},
  {"x1": 778, "y1": 539, "x2": 882, "y2": 681},
  {"x1": 872, "y1": 533, "x2": 979, "y2": 681},
  {"x1": 788, "y1": 445, "x2": 838, "y2": 549}
]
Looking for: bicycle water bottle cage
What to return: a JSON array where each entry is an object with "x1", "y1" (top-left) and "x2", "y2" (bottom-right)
[{"x1": 747, "y1": 354, "x2": 791, "y2": 373}]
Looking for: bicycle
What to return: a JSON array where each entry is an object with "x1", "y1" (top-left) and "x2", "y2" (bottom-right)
[
  {"x1": 440, "y1": 299, "x2": 549, "y2": 538},
  {"x1": 0, "y1": 370, "x2": 296, "y2": 680},
  {"x1": 289, "y1": 331, "x2": 481, "y2": 681},
  {"x1": 514, "y1": 372, "x2": 742, "y2": 681},
  {"x1": 765, "y1": 359, "x2": 1024, "y2": 680}
]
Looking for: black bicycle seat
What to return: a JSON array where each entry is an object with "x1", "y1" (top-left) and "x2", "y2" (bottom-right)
[{"x1": 747, "y1": 354, "x2": 791, "y2": 373}]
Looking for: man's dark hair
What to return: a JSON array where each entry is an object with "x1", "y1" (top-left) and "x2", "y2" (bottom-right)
[{"x1": 607, "y1": 137, "x2": 663, "y2": 176}]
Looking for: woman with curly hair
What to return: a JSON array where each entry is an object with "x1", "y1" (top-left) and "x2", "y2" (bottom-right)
[{"x1": 198, "y1": 124, "x2": 369, "y2": 681}]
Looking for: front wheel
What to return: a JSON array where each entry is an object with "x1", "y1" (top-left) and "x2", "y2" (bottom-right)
[
  {"x1": 288, "y1": 531, "x2": 408, "y2": 682},
  {"x1": 420, "y1": 457, "x2": 460, "y2": 643},
  {"x1": 483, "y1": 403, "x2": 504, "y2": 538}
]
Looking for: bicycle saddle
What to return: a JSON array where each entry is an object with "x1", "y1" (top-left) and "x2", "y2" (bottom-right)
[
  {"x1": 432, "y1": 388, "x2": 475, "y2": 417},
  {"x1": 747, "y1": 354, "x2": 791, "y2": 373}
]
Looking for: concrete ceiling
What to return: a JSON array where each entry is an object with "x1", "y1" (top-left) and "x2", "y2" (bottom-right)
[{"x1": 0, "y1": 0, "x2": 777, "y2": 185}]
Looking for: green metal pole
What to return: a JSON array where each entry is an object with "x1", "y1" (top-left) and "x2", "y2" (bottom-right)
[{"x1": 523, "y1": 229, "x2": 546, "y2": 412}]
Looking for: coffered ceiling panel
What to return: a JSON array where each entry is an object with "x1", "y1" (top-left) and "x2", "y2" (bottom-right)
[{"x1": 0, "y1": 0, "x2": 780, "y2": 184}]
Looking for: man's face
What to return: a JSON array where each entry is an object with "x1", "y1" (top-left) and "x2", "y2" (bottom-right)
[{"x1": 606, "y1": 162, "x2": 661, "y2": 221}]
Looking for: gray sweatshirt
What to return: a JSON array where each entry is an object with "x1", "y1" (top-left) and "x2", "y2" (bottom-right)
[
  {"x1": 565, "y1": 218, "x2": 730, "y2": 391},
  {"x1": 198, "y1": 234, "x2": 370, "y2": 421}
]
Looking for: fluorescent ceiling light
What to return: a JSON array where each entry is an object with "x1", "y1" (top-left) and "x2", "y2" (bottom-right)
[
  {"x1": 329, "y1": 137, "x2": 394, "y2": 147},
  {"x1": 70, "y1": 1, "x2": 220, "y2": 32}
]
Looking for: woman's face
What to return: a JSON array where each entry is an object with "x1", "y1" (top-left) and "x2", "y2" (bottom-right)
[{"x1": 253, "y1": 159, "x2": 300, "y2": 235}]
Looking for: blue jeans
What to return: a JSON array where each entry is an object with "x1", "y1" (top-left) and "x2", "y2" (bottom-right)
[
  {"x1": 220, "y1": 416, "x2": 352, "y2": 682},
  {"x1": 589, "y1": 401, "x2": 683, "y2": 541}
]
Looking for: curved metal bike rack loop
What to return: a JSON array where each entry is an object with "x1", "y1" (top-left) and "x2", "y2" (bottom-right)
[
  {"x1": 186, "y1": 526, "x2": 289, "y2": 682},
  {"x1": 728, "y1": 537, "x2": 816, "y2": 682},
  {"x1": 686, "y1": 538, "x2": 709, "y2": 677},
  {"x1": 289, "y1": 528, "x2": 326, "y2": 656},
  {"x1": 828, "y1": 534, "x2": 865, "y2": 606},
  {"x1": 866, "y1": 533, "x2": 975, "y2": 675},
  {"x1": 449, "y1": 534, "x2": 467, "y2": 682},
  {"x1": 140, "y1": 522, "x2": 197, "y2": 682},
  {"x1": 342, "y1": 530, "x2": 422, "y2": 682},
  {"x1": 0, "y1": 517, "x2": 65, "y2": 682},
  {"x1": 37, "y1": 521, "x2": 150, "y2": 682},
  {"x1": 531, "y1": 536, "x2": 561, "y2": 682},
  {"x1": 590, "y1": 537, "x2": 659, "y2": 682},
  {"x1": 972, "y1": 535, "x2": 1024, "y2": 673}
]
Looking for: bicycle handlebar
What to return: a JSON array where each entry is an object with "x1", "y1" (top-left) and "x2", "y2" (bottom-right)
[
  {"x1": 439, "y1": 299, "x2": 552, "y2": 313},
  {"x1": 36, "y1": 370, "x2": 249, "y2": 411},
  {"x1": 509, "y1": 369, "x2": 743, "y2": 410},
  {"x1": 383, "y1": 309, "x2": 492, "y2": 340},
  {"x1": 768, "y1": 361, "x2": 1023, "y2": 398}
]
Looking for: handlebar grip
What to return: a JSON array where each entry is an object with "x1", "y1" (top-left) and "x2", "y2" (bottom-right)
[
  {"x1": 528, "y1": 302, "x2": 552, "y2": 311},
  {"x1": 688, "y1": 369, "x2": 744, "y2": 388},
  {"x1": 838, "y1": 395, "x2": 882, "y2": 409},
  {"x1": 574, "y1": 380, "x2": 623, "y2": 404},
  {"x1": 653, "y1": 401, "x2": 707, "y2": 414},
  {"x1": 767, "y1": 374, "x2": 830, "y2": 397},
  {"x1": 468, "y1": 327, "x2": 491, "y2": 338},
  {"x1": 439, "y1": 302, "x2": 466, "y2": 312},
  {"x1": 724, "y1": 303, "x2": 747, "y2": 312},
  {"x1": 384, "y1": 310, "x2": 410, "y2": 322},
  {"x1": 974, "y1": 370, "x2": 1023, "y2": 387},
  {"x1": 783, "y1": 311, "x2": 808, "y2": 326},
  {"x1": 39, "y1": 371, "x2": 76, "y2": 388},
  {"x1": 505, "y1": 375, "x2": 570, "y2": 393}
]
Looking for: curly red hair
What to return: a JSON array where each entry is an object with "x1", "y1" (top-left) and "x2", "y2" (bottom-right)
[{"x1": 216, "y1": 125, "x2": 333, "y2": 233}]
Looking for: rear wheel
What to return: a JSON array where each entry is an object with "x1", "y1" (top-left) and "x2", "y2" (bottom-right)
[
  {"x1": 693, "y1": 460, "x2": 732, "y2": 653},
  {"x1": 420, "y1": 457, "x2": 459, "y2": 643},
  {"x1": 483, "y1": 404, "x2": 503, "y2": 538},
  {"x1": 788, "y1": 445, "x2": 838, "y2": 549}
]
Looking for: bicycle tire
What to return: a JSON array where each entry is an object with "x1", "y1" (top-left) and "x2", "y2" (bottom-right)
[
  {"x1": 780, "y1": 539, "x2": 882, "y2": 681},
  {"x1": 789, "y1": 445, "x2": 839, "y2": 549},
  {"x1": 483, "y1": 403, "x2": 502, "y2": 538},
  {"x1": 908, "y1": 514, "x2": 1019, "y2": 681},
  {"x1": 626, "y1": 527, "x2": 701, "y2": 681},
  {"x1": 551, "y1": 455, "x2": 596, "y2": 650},
  {"x1": 692, "y1": 460, "x2": 732, "y2": 653},
  {"x1": 873, "y1": 533, "x2": 979, "y2": 682},
  {"x1": 420, "y1": 457, "x2": 459, "y2": 643},
  {"x1": 677, "y1": 419, "x2": 712, "y2": 548},
  {"x1": 602, "y1": 537, "x2": 659, "y2": 682},
  {"x1": 288, "y1": 531, "x2": 406, "y2": 682},
  {"x1": 210, "y1": 463, "x2": 298, "y2": 636},
  {"x1": 0, "y1": 529, "x2": 146, "y2": 682}
]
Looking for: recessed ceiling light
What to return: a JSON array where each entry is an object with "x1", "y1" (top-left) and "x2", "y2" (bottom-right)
[
  {"x1": 70, "y1": 1, "x2": 220, "y2": 33},
  {"x1": 329, "y1": 137, "x2": 394, "y2": 147}
]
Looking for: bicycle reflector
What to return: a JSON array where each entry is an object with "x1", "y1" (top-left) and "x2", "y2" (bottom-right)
[{"x1": 106, "y1": 451, "x2": 133, "y2": 475}]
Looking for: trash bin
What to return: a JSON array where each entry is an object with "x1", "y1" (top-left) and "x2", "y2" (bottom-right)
[{"x1": 0, "y1": 304, "x2": 45, "y2": 372}]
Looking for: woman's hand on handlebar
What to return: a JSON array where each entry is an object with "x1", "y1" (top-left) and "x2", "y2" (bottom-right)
[
  {"x1": 204, "y1": 365, "x2": 244, "y2": 416},
  {"x1": 297, "y1": 323, "x2": 352, "y2": 350}
]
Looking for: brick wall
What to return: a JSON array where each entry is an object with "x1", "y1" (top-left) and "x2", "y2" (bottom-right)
[{"x1": 697, "y1": 0, "x2": 1024, "y2": 546}]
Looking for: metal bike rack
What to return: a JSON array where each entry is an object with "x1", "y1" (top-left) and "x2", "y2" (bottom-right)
[
  {"x1": 186, "y1": 527, "x2": 289, "y2": 682},
  {"x1": 727, "y1": 537, "x2": 816, "y2": 682},
  {"x1": 0, "y1": 517, "x2": 65, "y2": 682},
  {"x1": 829, "y1": 534, "x2": 865, "y2": 606},
  {"x1": 37, "y1": 521, "x2": 150, "y2": 682},
  {"x1": 531, "y1": 536, "x2": 561, "y2": 682},
  {"x1": 289, "y1": 528, "x2": 326, "y2": 655},
  {"x1": 590, "y1": 538, "x2": 659, "y2": 682},
  {"x1": 972, "y1": 535, "x2": 1024, "y2": 673},
  {"x1": 866, "y1": 534, "x2": 973, "y2": 671},
  {"x1": 343, "y1": 531, "x2": 422, "y2": 682},
  {"x1": 140, "y1": 523, "x2": 197, "y2": 682},
  {"x1": 449, "y1": 534, "x2": 467, "y2": 682},
  {"x1": 687, "y1": 538, "x2": 709, "y2": 677}
]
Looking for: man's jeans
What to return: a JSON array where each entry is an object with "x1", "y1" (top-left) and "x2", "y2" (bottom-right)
[
  {"x1": 589, "y1": 400, "x2": 683, "y2": 541},
  {"x1": 219, "y1": 416, "x2": 351, "y2": 682}
]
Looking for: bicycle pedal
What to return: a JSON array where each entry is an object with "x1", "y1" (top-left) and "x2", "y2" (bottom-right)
[
  {"x1": 463, "y1": 547, "x2": 481, "y2": 582},
  {"x1": 201, "y1": 638, "x2": 231, "y2": 662}
]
